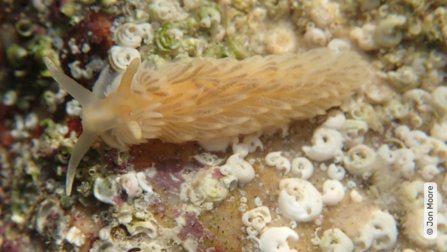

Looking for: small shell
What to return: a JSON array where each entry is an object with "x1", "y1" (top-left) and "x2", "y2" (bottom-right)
[
  {"x1": 108, "y1": 46, "x2": 141, "y2": 72},
  {"x1": 93, "y1": 177, "x2": 121, "y2": 205},
  {"x1": 114, "y1": 23, "x2": 154, "y2": 48},
  {"x1": 15, "y1": 18, "x2": 34, "y2": 37},
  {"x1": 374, "y1": 15, "x2": 406, "y2": 48},
  {"x1": 291, "y1": 157, "x2": 314, "y2": 179},
  {"x1": 149, "y1": 0, "x2": 188, "y2": 23}
]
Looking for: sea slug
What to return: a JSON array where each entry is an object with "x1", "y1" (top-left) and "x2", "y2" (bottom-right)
[{"x1": 44, "y1": 47, "x2": 369, "y2": 195}]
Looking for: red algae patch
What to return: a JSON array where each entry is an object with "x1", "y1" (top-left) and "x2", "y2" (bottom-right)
[
  {"x1": 176, "y1": 210, "x2": 216, "y2": 243},
  {"x1": 147, "y1": 157, "x2": 186, "y2": 193},
  {"x1": 66, "y1": 116, "x2": 82, "y2": 137},
  {"x1": 129, "y1": 140, "x2": 198, "y2": 170},
  {"x1": 84, "y1": 11, "x2": 114, "y2": 49},
  {"x1": 212, "y1": 168, "x2": 225, "y2": 179}
]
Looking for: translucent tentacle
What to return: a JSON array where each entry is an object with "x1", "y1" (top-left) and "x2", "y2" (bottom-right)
[
  {"x1": 44, "y1": 57, "x2": 99, "y2": 107},
  {"x1": 65, "y1": 131, "x2": 98, "y2": 195}
]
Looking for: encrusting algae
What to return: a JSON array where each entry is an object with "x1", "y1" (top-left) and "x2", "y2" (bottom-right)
[{"x1": 44, "y1": 48, "x2": 369, "y2": 195}]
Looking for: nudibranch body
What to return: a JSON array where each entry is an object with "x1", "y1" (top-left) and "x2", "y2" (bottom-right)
[{"x1": 44, "y1": 48, "x2": 369, "y2": 195}]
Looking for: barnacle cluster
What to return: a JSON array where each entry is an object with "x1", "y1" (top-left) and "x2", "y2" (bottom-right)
[{"x1": 1, "y1": 0, "x2": 447, "y2": 251}]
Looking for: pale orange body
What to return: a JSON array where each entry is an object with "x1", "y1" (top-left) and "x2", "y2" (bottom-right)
[{"x1": 45, "y1": 48, "x2": 369, "y2": 195}]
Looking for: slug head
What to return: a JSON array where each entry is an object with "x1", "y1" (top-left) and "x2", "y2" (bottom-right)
[{"x1": 44, "y1": 57, "x2": 140, "y2": 195}]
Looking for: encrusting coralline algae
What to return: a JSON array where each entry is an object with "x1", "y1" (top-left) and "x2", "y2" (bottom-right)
[{"x1": 0, "y1": 0, "x2": 447, "y2": 251}]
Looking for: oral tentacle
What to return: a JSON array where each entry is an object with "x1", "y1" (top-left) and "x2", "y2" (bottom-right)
[
  {"x1": 65, "y1": 131, "x2": 98, "y2": 195},
  {"x1": 44, "y1": 57, "x2": 99, "y2": 107}
]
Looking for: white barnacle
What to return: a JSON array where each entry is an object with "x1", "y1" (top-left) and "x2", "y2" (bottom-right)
[
  {"x1": 333, "y1": 149, "x2": 344, "y2": 163},
  {"x1": 232, "y1": 142, "x2": 249, "y2": 158},
  {"x1": 319, "y1": 228, "x2": 354, "y2": 252},
  {"x1": 68, "y1": 37, "x2": 80, "y2": 54},
  {"x1": 400, "y1": 180, "x2": 444, "y2": 210},
  {"x1": 43, "y1": 90, "x2": 57, "y2": 113},
  {"x1": 275, "y1": 156, "x2": 291, "y2": 174},
  {"x1": 291, "y1": 157, "x2": 314, "y2": 180},
  {"x1": 278, "y1": 178, "x2": 323, "y2": 222},
  {"x1": 197, "y1": 174, "x2": 229, "y2": 203},
  {"x1": 254, "y1": 227, "x2": 299, "y2": 252},
  {"x1": 115, "y1": 204, "x2": 133, "y2": 224},
  {"x1": 66, "y1": 226, "x2": 86, "y2": 247},
  {"x1": 352, "y1": 224, "x2": 374, "y2": 252},
  {"x1": 193, "y1": 152, "x2": 224, "y2": 166},
  {"x1": 81, "y1": 43, "x2": 90, "y2": 53},
  {"x1": 68, "y1": 61, "x2": 83, "y2": 79},
  {"x1": 327, "y1": 163, "x2": 346, "y2": 180},
  {"x1": 149, "y1": 0, "x2": 188, "y2": 23},
  {"x1": 108, "y1": 45, "x2": 141, "y2": 72},
  {"x1": 118, "y1": 172, "x2": 142, "y2": 199},
  {"x1": 35, "y1": 198, "x2": 68, "y2": 245},
  {"x1": 388, "y1": 66, "x2": 419, "y2": 91},
  {"x1": 394, "y1": 125, "x2": 410, "y2": 140},
  {"x1": 255, "y1": 197, "x2": 263, "y2": 207},
  {"x1": 385, "y1": 99, "x2": 410, "y2": 119},
  {"x1": 403, "y1": 209, "x2": 447, "y2": 248},
  {"x1": 420, "y1": 165, "x2": 440, "y2": 181},
  {"x1": 265, "y1": 151, "x2": 291, "y2": 174},
  {"x1": 432, "y1": 86, "x2": 447, "y2": 115},
  {"x1": 416, "y1": 137, "x2": 447, "y2": 168},
  {"x1": 320, "y1": 109, "x2": 346, "y2": 130},
  {"x1": 350, "y1": 189, "x2": 363, "y2": 202},
  {"x1": 392, "y1": 148, "x2": 416, "y2": 179},
  {"x1": 265, "y1": 22, "x2": 298, "y2": 55},
  {"x1": 327, "y1": 38, "x2": 350, "y2": 52},
  {"x1": 3, "y1": 90, "x2": 18, "y2": 106},
  {"x1": 343, "y1": 144, "x2": 376, "y2": 176},
  {"x1": 428, "y1": 49, "x2": 447, "y2": 68},
  {"x1": 242, "y1": 206, "x2": 272, "y2": 232},
  {"x1": 183, "y1": 0, "x2": 200, "y2": 11},
  {"x1": 374, "y1": 14, "x2": 406, "y2": 48},
  {"x1": 369, "y1": 210, "x2": 398, "y2": 250},
  {"x1": 431, "y1": 117, "x2": 447, "y2": 141},
  {"x1": 220, "y1": 153, "x2": 255, "y2": 186},
  {"x1": 98, "y1": 225, "x2": 113, "y2": 241},
  {"x1": 136, "y1": 172, "x2": 154, "y2": 196},
  {"x1": 340, "y1": 119, "x2": 368, "y2": 147},
  {"x1": 401, "y1": 130, "x2": 427, "y2": 148},
  {"x1": 114, "y1": 22, "x2": 154, "y2": 48},
  {"x1": 24, "y1": 113, "x2": 39, "y2": 130},
  {"x1": 321, "y1": 180, "x2": 345, "y2": 206},
  {"x1": 303, "y1": 127, "x2": 343, "y2": 162},
  {"x1": 349, "y1": 24, "x2": 378, "y2": 51},
  {"x1": 265, "y1": 151, "x2": 282, "y2": 166},
  {"x1": 93, "y1": 177, "x2": 121, "y2": 205},
  {"x1": 304, "y1": 25, "x2": 327, "y2": 49},
  {"x1": 125, "y1": 221, "x2": 158, "y2": 239},
  {"x1": 242, "y1": 134, "x2": 263, "y2": 153},
  {"x1": 402, "y1": 89, "x2": 432, "y2": 112},
  {"x1": 199, "y1": 6, "x2": 221, "y2": 28},
  {"x1": 310, "y1": 0, "x2": 340, "y2": 28},
  {"x1": 66, "y1": 99, "x2": 82, "y2": 116}
]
